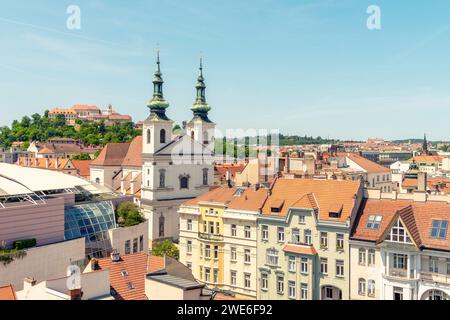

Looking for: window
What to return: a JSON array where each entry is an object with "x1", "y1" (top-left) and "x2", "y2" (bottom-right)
[
  {"x1": 336, "y1": 233, "x2": 344, "y2": 250},
  {"x1": 205, "y1": 268, "x2": 211, "y2": 282},
  {"x1": 231, "y1": 247, "x2": 237, "y2": 261},
  {"x1": 209, "y1": 221, "x2": 214, "y2": 234},
  {"x1": 156, "y1": 169, "x2": 165, "y2": 188},
  {"x1": 298, "y1": 215, "x2": 305, "y2": 224},
  {"x1": 216, "y1": 222, "x2": 220, "y2": 234},
  {"x1": 139, "y1": 235, "x2": 144, "y2": 252},
  {"x1": 199, "y1": 266, "x2": 203, "y2": 279},
  {"x1": 261, "y1": 225, "x2": 269, "y2": 241},
  {"x1": 244, "y1": 273, "x2": 251, "y2": 288},
  {"x1": 277, "y1": 227, "x2": 285, "y2": 242},
  {"x1": 160, "y1": 129, "x2": 166, "y2": 143},
  {"x1": 231, "y1": 224, "x2": 237, "y2": 237},
  {"x1": 159, "y1": 214, "x2": 165, "y2": 238},
  {"x1": 277, "y1": 276, "x2": 284, "y2": 294},
  {"x1": 187, "y1": 240, "x2": 192, "y2": 254},
  {"x1": 203, "y1": 131, "x2": 209, "y2": 145},
  {"x1": 320, "y1": 232, "x2": 328, "y2": 248},
  {"x1": 447, "y1": 258, "x2": 450, "y2": 275},
  {"x1": 187, "y1": 219, "x2": 192, "y2": 231},
  {"x1": 244, "y1": 249, "x2": 251, "y2": 264},
  {"x1": 213, "y1": 269, "x2": 218, "y2": 283},
  {"x1": 431, "y1": 220, "x2": 448, "y2": 239},
  {"x1": 288, "y1": 281, "x2": 296, "y2": 299},
  {"x1": 214, "y1": 245, "x2": 219, "y2": 260},
  {"x1": 179, "y1": 175, "x2": 189, "y2": 189},
  {"x1": 393, "y1": 287, "x2": 403, "y2": 300},
  {"x1": 301, "y1": 257, "x2": 308, "y2": 274},
  {"x1": 358, "y1": 248, "x2": 366, "y2": 265},
  {"x1": 200, "y1": 244, "x2": 203, "y2": 257},
  {"x1": 368, "y1": 280, "x2": 375, "y2": 297},
  {"x1": 288, "y1": 256, "x2": 296, "y2": 272},
  {"x1": 261, "y1": 273, "x2": 268, "y2": 291},
  {"x1": 202, "y1": 168, "x2": 209, "y2": 186},
  {"x1": 388, "y1": 219, "x2": 412, "y2": 243},
  {"x1": 95, "y1": 177, "x2": 100, "y2": 184},
  {"x1": 320, "y1": 258, "x2": 328, "y2": 275},
  {"x1": 125, "y1": 240, "x2": 131, "y2": 254},
  {"x1": 291, "y1": 229, "x2": 300, "y2": 244},
  {"x1": 366, "y1": 215, "x2": 382, "y2": 229},
  {"x1": 205, "y1": 245, "x2": 211, "y2": 259},
  {"x1": 146, "y1": 129, "x2": 151, "y2": 144},
  {"x1": 300, "y1": 283, "x2": 308, "y2": 300},
  {"x1": 393, "y1": 253, "x2": 407, "y2": 269},
  {"x1": 245, "y1": 226, "x2": 251, "y2": 238},
  {"x1": 231, "y1": 271, "x2": 237, "y2": 286},
  {"x1": 368, "y1": 249, "x2": 375, "y2": 266},
  {"x1": 429, "y1": 256, "x2": 439, "y2": 273},
  {"x1": 266, "y1": 248, "x2": 279, "y2": 266},
  {"x1": 336, "y1": 260, "x2": 344, "y2": 277},
  {"x1": 304, "y1": 229, "x2": 312, "y2": 245},
  {"x1": 358, "y1": 278, "x2": 366, "y2": 295}
]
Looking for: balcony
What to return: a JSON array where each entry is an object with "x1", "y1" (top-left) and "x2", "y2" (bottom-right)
[
  {"x1": 420, "y1": 272, "x2": 450, "y2": 285},
  {"x1": 388, "y1": 268, "x2": 408, "y2": 278},
  {"x1": 198, "y1": 232, "x2": 224, "y2": 242}
]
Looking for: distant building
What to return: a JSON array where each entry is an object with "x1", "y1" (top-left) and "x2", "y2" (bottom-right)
[
  {"x1": 48, "y1": 104, "x2": 132, "y2": 126},
  {"x1": 16, "y1": 157, "x2": 92, "y2": 179},
  {"x1": 27, "y1": 138, "x2": 100, "y2": 159}
]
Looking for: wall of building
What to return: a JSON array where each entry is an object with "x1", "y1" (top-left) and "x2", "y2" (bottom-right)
[
  {"x1": 0, "y1": 237, "x2": 85, "y2": 290},
  {"x1": 108, "y1": 220, "x2": 149, "y2": 255}
]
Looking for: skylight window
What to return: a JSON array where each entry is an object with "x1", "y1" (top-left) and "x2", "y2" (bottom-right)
[
  {"x1": 366, "y1": 215, "x2": 383, "y2": 229},
  {"x1": 120, "y1": 271, "x2": 129, "y2": 277},
  {"x1": 127, "y1": 282, "x2": 135, "y2": 290},
  {"x1": 431, "y1": 220, "x2": 448, "y2": 239},
  {"x1": 234, "y1": 188, "x2": 245, "y2": 197}
]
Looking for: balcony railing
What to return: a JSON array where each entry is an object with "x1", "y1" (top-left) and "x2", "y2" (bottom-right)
[
  {"x1": 388, "y1": 268, "x2": 408, "y2": 278},
  {"x1": 198, "y1": 232, "x2": 224, "y2": 241},
  {"x1": 420, "y1": 272, "x2": 450, "y2": 285}
]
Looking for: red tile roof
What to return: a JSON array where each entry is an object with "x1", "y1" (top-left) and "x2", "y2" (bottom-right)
[
  {"x1": 96, "y1": 252, "x2": 165, "y2": 300},
  {"x1": 0, "y1": 285, "x2": 16, "y2": 300},
  {"x1": 72, "y1": 160, "x2": 92, "y2": 177},
  {"x1": 352, "y1": 199, "x2": 450, "y2": 250},
  {"x1": 345, "y1": 153, "x2": 390, "y2": 173},
  {"x1": 121, "y1": 136, "x2": 142, "y2": 167},
  {"x1": 262, "y1": 179, "x2": 361, "y2": 222},
  {"x1": 91, "y1": 143, "x2": 131, "y2": 166}
]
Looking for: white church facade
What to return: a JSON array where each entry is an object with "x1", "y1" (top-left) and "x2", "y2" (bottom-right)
[{"x1": 140, "y1": 53, "x2": 215, "y2": 244}]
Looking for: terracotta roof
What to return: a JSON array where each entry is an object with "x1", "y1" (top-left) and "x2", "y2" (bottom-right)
[
  {"x1": 214, "y1": 293, "x2": 239, "y2": 300},
  {"x1": 91, "y1": 143, "x2": 131, "y2": 166},
  {"x1": 17, "y1": 157, "x2": 71, "y2": 171},
  {"x1": 71, "y1": 105, "x2": 99, "y2": 111},
  {"x1": 183, "y1": 186, "x2": 268, "y2": 211},
  {"x1": 351, "y1": 199, "x2": 450, "y2": 250},
  {"x1": 283, "y1": 244, "x2": 317, "y2": 255},
  {"x1": 411, "y1": 155, "x2": 443, "y2": 163},
  {"x1": 96, "y1": 252, "x2": 164, "y2": 300},
  {"x1": 261, "y1": 179, "x2": 361, "y2": 222},
  {"x1": 0, "y1": 285, "x2": 16, "y2": 300},
  {"x1": 346, "y1": 153, "x2": 390, "y2": 173},
  {"x1": 109, "y1": 114, "x2": 132, "y2": 120},
  {"x1": 121, "y1": 136, "x2": 143, "y2": 167},
  {"x1": 72, "y1": 160, "x2": 92, "y2": 177}
]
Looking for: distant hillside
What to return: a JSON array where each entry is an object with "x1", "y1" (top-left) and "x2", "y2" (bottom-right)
[{"x1": 0, "y1": 111, "x2": 140, "y2": 149}]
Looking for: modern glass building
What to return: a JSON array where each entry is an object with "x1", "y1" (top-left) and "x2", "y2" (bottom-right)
[{"x1": 64, "y1": 200, "x2": 117, "y2": 258}]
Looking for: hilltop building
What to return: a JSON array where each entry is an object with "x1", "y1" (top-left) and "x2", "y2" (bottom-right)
[{"x1": 48, "y1": 104, "x2": 132, "y2": 126}]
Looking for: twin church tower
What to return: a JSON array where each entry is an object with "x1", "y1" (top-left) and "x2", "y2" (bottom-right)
[{"x1": 141, "y1": 52, "x2": 216, "y2": 243}]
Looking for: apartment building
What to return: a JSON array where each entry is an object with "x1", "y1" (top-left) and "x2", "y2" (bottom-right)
[
  {"x1": 257, "y1": 178, "x2": 363, "y2": 300},
  {"x1": 350, "y1": 189, "x2": 449, "y2": 300},
  {"x1": 178, "y1": 186, "x2": 267, "y2": 299}
]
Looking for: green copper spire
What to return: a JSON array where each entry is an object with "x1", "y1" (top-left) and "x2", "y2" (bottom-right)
[
  {"x1": 147, "y1": 50, "x2": 169, "y2": 118},
  {"x1": 191, "y1": 57, "x2": 211, "y2": 121}
]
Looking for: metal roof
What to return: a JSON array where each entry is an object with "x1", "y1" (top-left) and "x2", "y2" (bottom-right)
[{"x1": 147, "y1": 273, "x2": 204, "y2": 290}]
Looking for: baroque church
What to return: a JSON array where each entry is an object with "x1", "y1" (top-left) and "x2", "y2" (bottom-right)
[{"x1": 140, "y1": 52, "x2": 215, "y2": 243}]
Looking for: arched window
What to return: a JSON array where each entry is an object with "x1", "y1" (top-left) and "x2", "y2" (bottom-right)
[
  {"x1": 159, "y1": 214, "x2": 165, "y2": 238},
  {"x1": 147, "y1": 129, "x2": 151, "y2": 144},
  {"x1": 160, "y1": 129, "x2": 166, "y2": 144},
  {"x1": 202, "y1": 168, "x2": 209, "y2": 186},
  {"x1": 179, "y1": 174, "x2": 190, "y2": 189},
  {"x1": 358, "y1": 278, "x2": 366, "y2": 295},
  {"x1": 159, "y1": 169, "x2": 166, "y2": 188},
  {"x1": 203, "y1": 131, "x2": 209, "y2": 145},
  {"x1": 95, "y1": 178, "x2": 100, "y2": 184},
  {"x1": 191, "y1": 131, "x2": 195, "y2": 140}
]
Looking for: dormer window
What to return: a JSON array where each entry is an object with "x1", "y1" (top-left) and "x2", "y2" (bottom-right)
[
  {"x1": 271, "y1": 200, "x2": 284, "y2": 213},
  {"x1": 328, "y1": 204, "x2": 343, "y2": 218},
  {"x1": 431, "y1": 220, "x2": 448, "y2": 239},
  {"x1": 366, "y1": 215, "x2": 383, "y2": 229},
  {"x1": 388, "y1": 219, "x2": 412, "y2": 243}
]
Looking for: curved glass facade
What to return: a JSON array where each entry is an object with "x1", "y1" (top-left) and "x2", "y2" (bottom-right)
[{"x1": 64, "y1": 201, "x2": 117, "y2": 258}]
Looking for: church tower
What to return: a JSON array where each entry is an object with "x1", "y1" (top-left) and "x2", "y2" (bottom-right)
[
  {"x1": 142, "y1": 51, "x2": 173, "y2": 155},
  {"x1": 422, "y1": 133, "x2": 429, "y2": 156},
  {"x1": 186, "y1": 58, "x2": 215, "y2": 149}
]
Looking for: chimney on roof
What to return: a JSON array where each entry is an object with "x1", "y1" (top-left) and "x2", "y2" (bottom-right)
[
  {"x1": 418, "y1": 172, "x2": 427, "y2": 192},
  {"x1": 23, "y1": 277, "x2": 37, "y2": 291},
  {"x1": 111, "y1": 249, "x2": 120, "y2": 262},
  {"x1": 91, "y1": 258, "x2": 99, "y2": 271},
  {"x1": 254, "y1": 183, "x2": 260, "y2": 191},
  {"x1": 68, "y1": 288, "x2": 83, "y2": 300}
]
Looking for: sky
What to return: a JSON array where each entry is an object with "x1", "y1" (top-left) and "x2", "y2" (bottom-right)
[{"x1": 1, "y1": 0, "x2": 450, "y2": 141}]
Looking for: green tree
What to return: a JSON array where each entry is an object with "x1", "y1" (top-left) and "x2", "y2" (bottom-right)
[
  {"x1": 72, "y1": 153, "x2": 91, "y2": 160},
  {"x1": 116, "y1": 202, "x2": 145, "y2": 227},
  {"x1": 152, "y1": 240, "x2": 179, "y2": 260}
]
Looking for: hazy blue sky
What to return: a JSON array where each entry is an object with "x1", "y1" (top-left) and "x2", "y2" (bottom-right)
[{"x1": 1, "y1": 0, "x2": 450, "y2": 140}]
